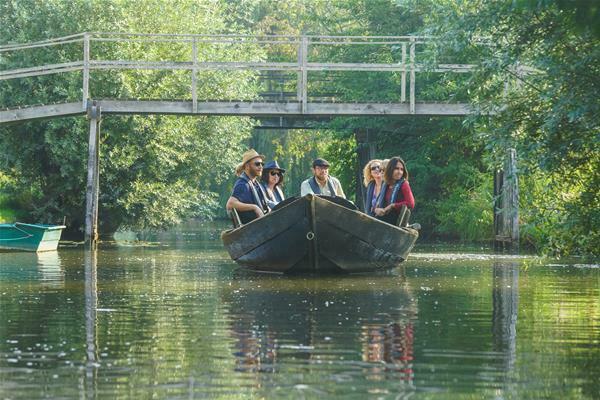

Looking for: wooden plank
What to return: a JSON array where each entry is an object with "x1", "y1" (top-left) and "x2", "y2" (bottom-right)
[
  {"x1": 401, "y1": 43, "x2": 406, "y2": 102},
  {"x1": 0, "y1": 101, "x2": 474, "y2": 123},
  {"x1": 0, "y1": 61, "x2": 83, "y2": 80},
  {"x1": 309, "y1": 194, "x2": 319, "y2": 271},
  {"x1": 191, "y1": 39, "x2": 198, "y2": 113},
  {"x1": 301, "y1": 37, "x2": 308, "y2": 114},
  {"x1": 0, "y1": 33, "x2": 85, "y2": 51},
  {"x1": 296, "y1": 39, "x2": 303, "y2": 103},
  {"x1": 85, "y1": 60, "x2": 474, "y2": 72},
  {"x1": 222, "y1": 197, "x2": 308, "y2": 260},
  {"x1": 83, "y1": 34, "x2": 90, "y2": 109},
  {"x1": 410, "y1": 38, "x2": 416, "y2": 114},
  {"x1": 0, "y1": 102, "x2": 84, "y2": 123},
  {"x1": 90, "y1": 100, "x2": 474, "y2": 116},
  {"x1": 0, "y1": 60, "x2": 476, "y2": 78},
  {"x1": 0, "y1": 38, "x2": 84, "y2": 53}
]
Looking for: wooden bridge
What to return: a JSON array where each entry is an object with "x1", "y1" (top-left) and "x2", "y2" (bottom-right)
[
  {"x1": 0, "y1": 32, "x2": 519, "y2": 248},
  {"x1": 0, "y1": 32, "x2": 476, "y2": 124}
]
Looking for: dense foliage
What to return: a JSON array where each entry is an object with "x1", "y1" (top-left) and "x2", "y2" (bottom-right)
[
  {"x1": 0, "y1": 0, "x2": 259, "y2": 233},
  {"x1": 231, "y1": 0, "x2": 598, "y2": 255},
  {"x1": 0, "y1": 0, "x2": 597, "y2": 255}
]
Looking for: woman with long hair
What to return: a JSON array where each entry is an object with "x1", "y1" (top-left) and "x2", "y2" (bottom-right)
[
  {"x1": 373, "y1": 157, "x2": 415, "y2": 225},
  {"x1": 260, "y1": 161, "x2": 286, "y2": 209},
  {"x1": 362, "y1": 159, "x2": 384, "y2": 216}
]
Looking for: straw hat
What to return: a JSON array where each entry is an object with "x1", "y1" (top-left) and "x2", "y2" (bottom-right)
[{"x1": 235, "y1": 149, "x2": 265, "y2": 175}]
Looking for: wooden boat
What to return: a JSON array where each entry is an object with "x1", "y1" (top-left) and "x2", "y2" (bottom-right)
[
  {"x1": 221, "y1": 194, "x2": 418, "y2": 273},
  {"x1": 0, "y1": 222, "x2": 66, "y2": 252}
]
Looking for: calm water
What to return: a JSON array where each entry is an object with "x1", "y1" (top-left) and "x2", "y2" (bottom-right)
[{"x1": 0, "y1": 222, "x2": 598, "y2": 399}]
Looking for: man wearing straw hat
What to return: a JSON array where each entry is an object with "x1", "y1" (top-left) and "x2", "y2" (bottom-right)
[{"x1": 226, "y1": 149, "x2": 270, "y2": 224}]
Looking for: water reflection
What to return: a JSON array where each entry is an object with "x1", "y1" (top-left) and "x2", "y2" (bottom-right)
[
  {"x1": 0, "y1": 251, "x2": 64, "y2": 288},
  {"x1": 361, "y1": 321, "x2": 413, "y2": 380},
  {"x1": 223, "y1": 270, "x2": 417, "y2": 393},
  {"x1": 83, "y1": 250, "x2": 98, "y2": 399},
  {"x1": 492, "y1": 262, "x2": 519, "y2": 366},
  {"x1": 492, "y1": 261, "x2": 519, "y2": 399},
  {"x1": 1, "y1": 223, "x2": 599, "y2": 399}
]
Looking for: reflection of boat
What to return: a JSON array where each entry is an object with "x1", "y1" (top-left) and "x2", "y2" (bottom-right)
[
  {"x1": 221, "y1": 194, "x2": 418, "y2": 273},
  {"x1": 0, "y1": 222, "x2": 66, "y2": 252},
  {"x1": 223, "y1": 273, "x2": 417, "y2": 383}
]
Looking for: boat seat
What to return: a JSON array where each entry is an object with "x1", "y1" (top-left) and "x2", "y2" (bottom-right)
[
  {"x1": 396, "y1": 205, "x2": 411, "y2": 227},
  {"x1": 228, "y1": 208, "x2": 242, "y2": 228}
]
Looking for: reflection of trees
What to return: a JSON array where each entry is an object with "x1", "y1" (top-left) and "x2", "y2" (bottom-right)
[{"x1": 223, "y1": 271, "x2": 417, "y2": 393}]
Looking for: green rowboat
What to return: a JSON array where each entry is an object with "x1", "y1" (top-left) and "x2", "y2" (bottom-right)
[{"x1": 0, "y1": 222, "x2": 66, "y2": 252}]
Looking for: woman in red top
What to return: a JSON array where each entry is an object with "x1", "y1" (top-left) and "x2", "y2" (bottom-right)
[{"x1": 373, "y1": 157, "x2": 415, "y2": 225}]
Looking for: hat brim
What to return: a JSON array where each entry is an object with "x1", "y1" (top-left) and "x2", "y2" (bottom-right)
[{"x1": 266, "y1": 167, "x2": 286, "y2": 173}]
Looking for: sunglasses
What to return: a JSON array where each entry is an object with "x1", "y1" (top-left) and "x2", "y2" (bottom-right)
[
  {"x1": 269, "y1": 171, "x2": 282, "y2": 177},
  {"x1": 253, "y1": 161, "x2": 264, "y2": 167},
  {"x1": 371, "y1": 166, "x2": 382, "y2": 172}
]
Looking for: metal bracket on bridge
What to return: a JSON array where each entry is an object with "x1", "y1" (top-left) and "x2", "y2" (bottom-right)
[{"x1": 86, "y1": 99, "x2": 101, "y2": 120}]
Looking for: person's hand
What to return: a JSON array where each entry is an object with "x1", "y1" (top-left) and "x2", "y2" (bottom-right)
[
  {"x1": 374, "y1": 207, "x2": 385, "y2": 217},
  {"x1": 254, "y1": 205, "x2": 265, "y2": 218}
]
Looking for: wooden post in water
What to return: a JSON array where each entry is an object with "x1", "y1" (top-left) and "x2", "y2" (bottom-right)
[
  {"x1": 354, "y1": 129, "x2": 376, "y2": 211},
  {"x1": 494, "y1": 148, "x2": 519, "y2": 251},
  {"x1": 85, "y1": 100, "x2": 101, "y2": 246},
  {"x1": 504, "y1": 149, "x2": 519, "y2": 249}
]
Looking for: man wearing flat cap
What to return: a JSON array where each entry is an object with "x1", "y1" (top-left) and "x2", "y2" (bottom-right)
[
  {"x1": 300, "y1": 158, "x2": 346, "y2": 198},
  {"x1": 226, "y1": 149, "x2": 270, "y2": 224}
]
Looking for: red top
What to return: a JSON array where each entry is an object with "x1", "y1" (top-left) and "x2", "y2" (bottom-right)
[{"x1": 384, "y1": 180, "x2": 415, "y2": 211}]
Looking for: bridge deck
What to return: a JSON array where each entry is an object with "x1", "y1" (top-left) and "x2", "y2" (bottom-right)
[{"x1": 0, "y1": 100, "x2": 471, "y2": 123}]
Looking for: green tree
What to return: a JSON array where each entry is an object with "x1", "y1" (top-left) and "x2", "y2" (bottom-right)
[{"x1": 0, "y1": 0, "x2": 261, "y2": 234}]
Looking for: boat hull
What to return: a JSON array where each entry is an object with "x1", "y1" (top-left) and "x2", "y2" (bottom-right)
[
  {"x1": 222, "y1": 195, "x2": 418, "y2": 273},
  {"x1": 0, "y1": 223, "x2": 66, "y2": 252}
]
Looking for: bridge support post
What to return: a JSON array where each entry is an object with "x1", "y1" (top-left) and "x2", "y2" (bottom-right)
[
  {"x1": 297, "y1": 36, "x2": 308, "y2": 113},
  {"x1": 355, "y1": 129, "x2": 376, "y2": 211},
  {"x1": 409, "y1": 37, "x2": 416, "y2": 114},
  {"x1": 494, "y1": 148, "x2": 519, "y2": 252},
  {"x1": 85, "y1": 100, "x2": 101, "y2": 246}
]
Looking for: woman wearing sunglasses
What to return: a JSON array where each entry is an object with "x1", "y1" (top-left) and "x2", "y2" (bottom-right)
[
  {"x1": 362, "y1": 159, "x2": 384, "y2": 216},
  {"x1": 260, "y1": 161, "x2": 286, "y2": 209},
  {"x1": 373, "y1": 157, "x2": 415, "y2": 225}
]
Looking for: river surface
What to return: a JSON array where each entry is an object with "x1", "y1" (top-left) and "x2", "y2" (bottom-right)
[{"x1": 0, "y1": 221, "x2": 598, "y2": 399}]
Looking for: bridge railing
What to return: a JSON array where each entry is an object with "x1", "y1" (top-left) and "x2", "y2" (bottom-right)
[{"x1": 0, "y1": 32, "x2": 477, "y2": 114}]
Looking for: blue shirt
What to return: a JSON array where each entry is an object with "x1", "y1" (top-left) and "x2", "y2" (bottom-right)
[
  {"x1": 232, "y1": 178, "x2": 256, "y2": 205},
  {"x1": 231, "y1": 174, "x2": 268, "y2": 224}
]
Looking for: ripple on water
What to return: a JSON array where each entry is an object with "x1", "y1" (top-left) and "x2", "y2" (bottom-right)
[{"x1": 0, "y1": 223, "x2": 599, "y2": 398}]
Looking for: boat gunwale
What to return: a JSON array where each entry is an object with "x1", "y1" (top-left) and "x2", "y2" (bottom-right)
[{"x1": 14, "y1": 222, "x2": 66, "y2": 231}]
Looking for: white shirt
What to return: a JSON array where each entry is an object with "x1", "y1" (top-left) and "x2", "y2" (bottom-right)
[{"x1": 300, "y1": 176, "x2": 346, "y2": 198}]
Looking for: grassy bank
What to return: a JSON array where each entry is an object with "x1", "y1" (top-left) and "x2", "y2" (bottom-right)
[{"x1": 0, "y1": 194, "x2": 23, "y2": 223}]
